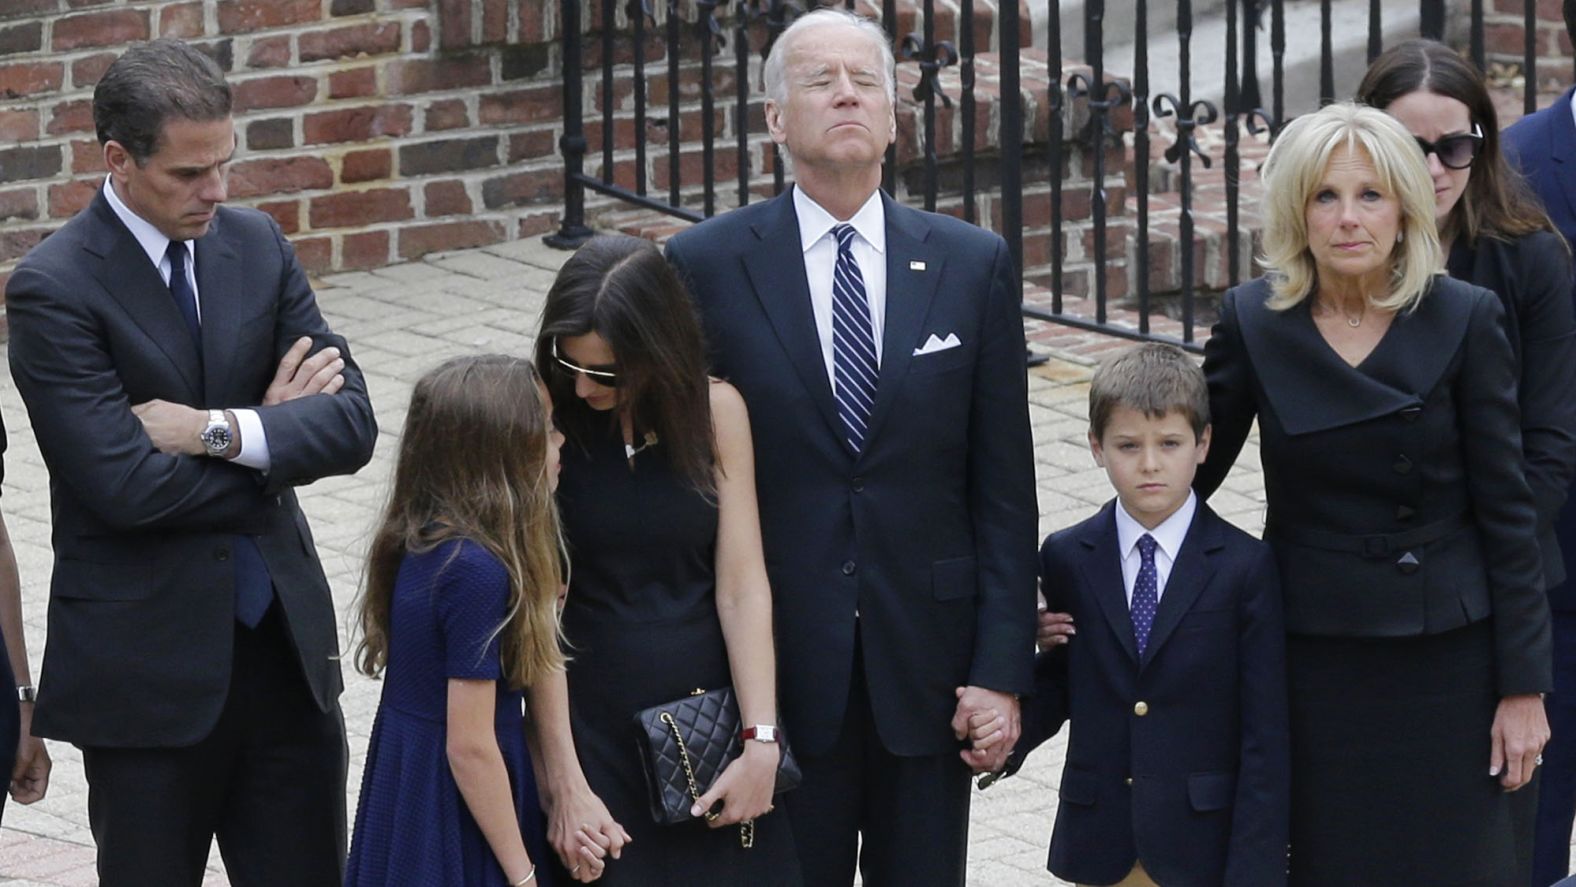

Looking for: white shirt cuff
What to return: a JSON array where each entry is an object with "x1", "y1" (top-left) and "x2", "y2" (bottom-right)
[{"x1": 228, "y1": 408, "x2": 271, "y2": 472}]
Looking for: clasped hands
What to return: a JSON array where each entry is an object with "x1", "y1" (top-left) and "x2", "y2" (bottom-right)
[{"x1": 130, "y1": 337, "x2": 344, "y2": 455}]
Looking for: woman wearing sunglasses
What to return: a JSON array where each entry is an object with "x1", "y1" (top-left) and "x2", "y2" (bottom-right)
[
  {"x1": 528, "y1": 234, "x2": 799, "y2": 885},
  {"x1": 1358, "y1": 39, "x2": 1576, "y2": 885}
]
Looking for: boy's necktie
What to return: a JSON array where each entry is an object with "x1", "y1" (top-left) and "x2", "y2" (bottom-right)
[{"x1": 1132, "y1": 534, "x2": 1159, "y2": 656}]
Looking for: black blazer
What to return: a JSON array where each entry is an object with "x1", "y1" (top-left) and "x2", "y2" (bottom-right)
[
  {"x1": 1196, "y1": 276, "x2": 1551, "y2": 695},
  {"x1": 1018, "y1": 502, "x2": 1288, "y2": 887},
  {"x1": 1505, "y1": 97, "x2": 1576, "y2": 611},
  {"x1": 5, "y1": 188, "x2": 378, "y2": 747},
  {"x1": 1447, "y1": 231, "x2": 1576, "y2": 595},
  {"x1": 666, "y1": 188, "x2": 1038, "y2": 757}
]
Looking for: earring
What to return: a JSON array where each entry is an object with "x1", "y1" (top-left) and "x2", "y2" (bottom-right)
[{"x1": 1397, "y1": 230, "x2": 1405, "y2": 243}]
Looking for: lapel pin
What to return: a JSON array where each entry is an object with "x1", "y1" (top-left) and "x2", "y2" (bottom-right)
[{"x1": 909, "y1": 260, "x2": 926, "y2": 271}]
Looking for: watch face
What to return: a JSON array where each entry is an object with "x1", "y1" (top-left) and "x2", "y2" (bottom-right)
[{"x1": 202, "y1": 426, "x2": 231, "y2": 451}]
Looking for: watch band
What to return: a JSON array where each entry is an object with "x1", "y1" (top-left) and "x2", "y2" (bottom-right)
[
  {"x1": 740, "y1": 724, "x2": 779, "y2": 743},
  {"x1": 16, "y1": 685, "x2": 35, "y2": 703}
]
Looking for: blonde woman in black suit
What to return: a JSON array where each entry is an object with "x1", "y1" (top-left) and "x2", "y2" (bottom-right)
[{"x1": 1196, "y1": 102, "x2": 1551, "y2": 886}]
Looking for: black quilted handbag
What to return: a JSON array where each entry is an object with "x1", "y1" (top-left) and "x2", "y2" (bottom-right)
[{"x1": 633, "y1": 686, "x2": 802, "y2": 847}]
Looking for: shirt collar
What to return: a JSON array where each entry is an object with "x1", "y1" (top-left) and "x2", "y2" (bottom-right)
[
  {"x1": 102, "y1": 173, "x2": 188, "y2": 272},
  {"x1": 793, "y1": 186, "x2": 886, "y2": 255},
  {"x1": 1114, "y1": 490, "x2": 1197, "y2": 564}
]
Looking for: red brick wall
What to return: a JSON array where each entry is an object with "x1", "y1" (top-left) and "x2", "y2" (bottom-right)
[
  {"x1": 1486, "y1": 0, "x2": 1574, "y2": 92},
  {"x1": 0, "y1": 0, "x2": 565, "y2": 279}
]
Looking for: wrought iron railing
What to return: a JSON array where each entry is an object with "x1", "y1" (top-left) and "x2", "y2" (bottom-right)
[{"x1": 548, "y1": 0, "x2": 1541, "y2": 352}]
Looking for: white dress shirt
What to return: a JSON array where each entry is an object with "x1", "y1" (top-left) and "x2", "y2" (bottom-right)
[
  {"x1": 793, "y1": 186, "x2": 888, "y2": 384},
  {"x1": 1113, "y1": 491, "x2": 1198, "y2": 606},
  {"x1": 103, "y1": 176, "x2": 271, "y2": 471}
]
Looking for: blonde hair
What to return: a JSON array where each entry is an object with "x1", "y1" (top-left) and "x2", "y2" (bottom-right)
[
  {"x1": 355, "y1": 354, "x2": 566, "y2": 689},
  {"x1": 1258, "y1": 102, "x2": 1441, "y2": 313}
]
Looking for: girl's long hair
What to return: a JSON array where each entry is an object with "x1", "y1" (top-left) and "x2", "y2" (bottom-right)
[
  {"x1": 534, "y1": 234, "x2": 717, "y2": 495},
  {"x1": 354, "y1": 354, "x2": 565, "y2": 689},
  {"x1": 1356, "y1": 39, "x2": 1558, "y2": 246}
]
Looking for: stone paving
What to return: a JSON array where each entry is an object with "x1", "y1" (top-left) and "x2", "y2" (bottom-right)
[{"x1": 0, "y1": 233, "x2": 1278, "y2": 885}]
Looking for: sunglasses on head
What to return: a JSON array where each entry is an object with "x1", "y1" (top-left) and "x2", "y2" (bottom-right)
[
  {"x1": 551, "y1": 339, "x2": 620, "y2": 387},
  {"x1": 1413, "y1": 124, "x2": 1484, "y2": 171}
]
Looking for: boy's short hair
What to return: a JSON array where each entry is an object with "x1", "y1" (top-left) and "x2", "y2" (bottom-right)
[{"x1": 1088, "y1": 343, "x2": 1210, "y2": 441}]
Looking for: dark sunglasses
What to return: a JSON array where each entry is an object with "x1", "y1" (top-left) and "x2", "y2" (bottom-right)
[
  {"x1": 551, "y1": 339, "x2": 619, "y2": 387},
  {"x1": 1413, "y1": 124, "x2": 1484, "y2": 171}
]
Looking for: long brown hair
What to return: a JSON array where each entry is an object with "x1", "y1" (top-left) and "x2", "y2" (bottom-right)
[
  {"x1": 1356, "y1": 39, "x2": 1557, "y2": 246},
  {"x1": 355, "y1": 354, "x2": 565, "y2": 689},
  {"x1": 534, "y1": 235, "x2": 716, "y2": 494}
]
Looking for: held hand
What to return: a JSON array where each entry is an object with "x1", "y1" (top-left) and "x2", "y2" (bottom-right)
[
  {"x1": 691, "y1": 741, "x2": 779, "y2": 827},
  {"x1": 130, "y1": 400, "x2": 205, "y2": 456},
  {"x1": 546, "y1": 784, "x2": 629, "y2": 882},
  {"x1": 9, "y1": 706, "x2": 48, "y2": 804},
  {"x1": 953, "y1": 686, "x2": 1021, "y2": 773},
  {"x1": 1036, "y1": 609, "x2": 1076, "y2": 651},
  {"x1": 263, "y1": 337, "x2": 344, "y2": 406},
  {"x1": 1490, "y1": 693, "x2": 1550, "y2": 791}
]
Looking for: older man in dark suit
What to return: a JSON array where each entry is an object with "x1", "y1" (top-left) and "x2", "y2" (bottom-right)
[
  {"x1": 5, "y1": 39, "x2": 376, "y2": 886},
  {"x1": 665, "y1": 9, "x2": 1038, "y2": 885},
  {"x1": 1504, "y1": 7, "x2": 1576, "y2": 881}
]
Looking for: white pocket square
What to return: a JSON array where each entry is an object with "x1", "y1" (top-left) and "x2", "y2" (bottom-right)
[{"x1": 913, "y1": 333, "x2": 962, "y2": 356}]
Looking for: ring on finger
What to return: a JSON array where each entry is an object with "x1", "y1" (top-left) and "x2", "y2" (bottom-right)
[{"x1": 1536, "y1": 754, "x2": 1545, "y2": 766}]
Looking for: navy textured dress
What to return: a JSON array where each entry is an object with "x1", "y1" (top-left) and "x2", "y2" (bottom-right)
[
  {"x1": 346, "y1": 538, "x2": 554, "y2": 887},
  {"x1": 557, "y1": 425, "x2": 799, "y2": 885}
]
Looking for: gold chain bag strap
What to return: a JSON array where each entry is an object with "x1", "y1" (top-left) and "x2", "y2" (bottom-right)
[{"x1": 633, "y1": 687, "x2": 802, "y2": 849}]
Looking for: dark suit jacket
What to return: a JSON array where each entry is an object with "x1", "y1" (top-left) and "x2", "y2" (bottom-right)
[
  {"x1": 1505, "y1": 88, "x2": 1576, "y2": 246},
  {"x1": 1505, "y1": 92, "x2": 1576, "y2": 611},
  {"x1": 1196, "y1": 276, "x2": 1551, "y2": 694},
  {"x1": 666, "y1": 188, "x2": 1038, "y2": 757},
  {"x1": 1017, "y1": 501, "x2": 1288, "y2": 887},
  {"x1": 1447, "y1": 232, "x2": 1576, "y2": 594},
  {"x1": 5, "y1": 187, "x2": 377, "y2": 748}
]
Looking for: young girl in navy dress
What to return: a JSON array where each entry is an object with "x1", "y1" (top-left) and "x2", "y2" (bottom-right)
[{"x1": 346, "y1": 354, "x2": 567, "y2": 887}]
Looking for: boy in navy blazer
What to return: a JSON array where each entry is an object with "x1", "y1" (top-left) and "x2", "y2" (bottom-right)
[{"x1": 995, "y1": 344, "x2": 1289, "y2": 886}]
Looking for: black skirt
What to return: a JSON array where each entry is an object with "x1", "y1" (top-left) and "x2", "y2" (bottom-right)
[{"x1": 1287, "y1": 620, "x2": 1523, "y2": 887}]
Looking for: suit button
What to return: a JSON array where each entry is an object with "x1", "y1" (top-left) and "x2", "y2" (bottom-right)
[
  {"x1": 1133, "y1": 701, "x2": 1149, "y2": 716},
  {"x1": 1125, "y1": 776, "x2": 1134, "y2": 786},
  {"x1": 1397, "y1": 552, "x2": 1420, "y2": 575},
  {"x1": 1393, "y1": 454, "x2": 1413, "y2": 474},
  {"x1": 274, "y1": 495, "x2": 283, "y2": 507},
  {"x1": 852, "y1": 476, "x2": 864, "y2": 493},
  {"x1": 1400, "y1": 406, "x2": 1422, "y2": 422},
  {"x1": 842, "y1": 561, "x2": 857, "y2": 576},
  {"x1": 215, "y1": 548, "x2": 230, "y2": 562},
  {"x1": 1396, "y1": 504, "x2": 1416, "y2": 521}
]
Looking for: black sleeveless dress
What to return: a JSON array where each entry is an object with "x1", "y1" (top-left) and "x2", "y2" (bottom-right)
[{"x1": 556, "y1": 427, "x2": 799, "y2": 886}]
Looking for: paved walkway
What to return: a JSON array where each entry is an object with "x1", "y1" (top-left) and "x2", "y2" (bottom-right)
[{"x1": 0, "y1": 234, "x2": 1278, "y2": 885}]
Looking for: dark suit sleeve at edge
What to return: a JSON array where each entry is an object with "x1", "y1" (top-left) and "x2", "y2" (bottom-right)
[
  {"x1": 5, "y1": 263, "x2": 267, "y2": 532},
  {"x1": 1195, "y1": 288, "x2": 1257, "y2": 500},
  {"x1": 249, "y1": 217, "x2": 377, "y2": 492},
  {"x1": 1458, "y1": 292, "x2": 1553, "y2": 694},
  {"x1": 964, "y1": 238, "x2": 1038, "y2": 696},
  {"x1": 1224, "y1": 544, "x2": 1290, "y2": 887},
  {"x1": 1508, "y1": 233, "x2": 1576, "y2": 530}
]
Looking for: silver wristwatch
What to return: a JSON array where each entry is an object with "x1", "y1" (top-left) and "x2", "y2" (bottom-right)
[{"x1": 199, "y1": 409, "x2": 232, "y2": 458}]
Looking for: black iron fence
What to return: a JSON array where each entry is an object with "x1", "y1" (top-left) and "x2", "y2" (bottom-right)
[{"x1": 549, "y1": 0, "x2": 1543, "y2": 352}]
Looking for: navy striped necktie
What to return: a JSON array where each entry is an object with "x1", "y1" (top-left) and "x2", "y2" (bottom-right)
[{"x1": 831, "y1": 224, "x2": 877, "y2": 452}]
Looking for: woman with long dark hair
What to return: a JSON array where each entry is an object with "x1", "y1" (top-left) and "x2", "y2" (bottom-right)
[
  {"x1": 1358, "y1": 42, "x2": 1576, "y2": 885},
  {"x1": 531, "y1": 235, "x2": 798, "y2": 885}
]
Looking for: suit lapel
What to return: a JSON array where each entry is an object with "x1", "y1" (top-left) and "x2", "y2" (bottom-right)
[
  {"x1": 1140, "y1": 505, "x2": 1222, "y2": 667},
  {"x1": 82, "y1": 191, "x2": 204, "y2": 399},
  {"x1": 742, "y1": 190, "x2": 846, "y2": 447},
  {"x1": 1547, "y1": 87, "x2": 1576, "y2": 230},
  {"x1": 1077, "y1": 504, "x2": 1141, "y2": 663},
  {"x1": 195, "y1": 213, "x2": 244, "y2": 403},
  {"x1": 862, "y1": 195, "x2": 943, "y2": 449}
]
